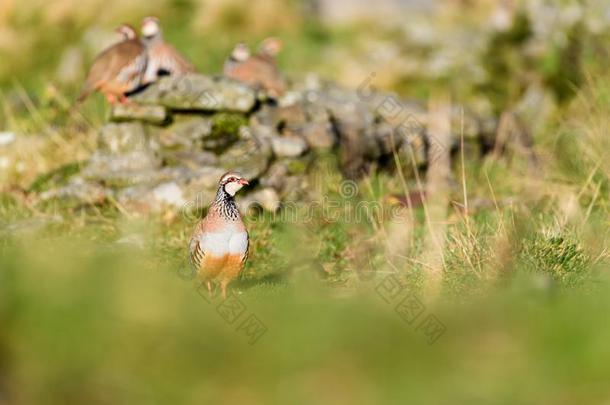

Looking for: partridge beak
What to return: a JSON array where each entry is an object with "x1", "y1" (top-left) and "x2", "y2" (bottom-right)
[{"x1": 239, "y1": 178, "x2": 249, "y2": 186}]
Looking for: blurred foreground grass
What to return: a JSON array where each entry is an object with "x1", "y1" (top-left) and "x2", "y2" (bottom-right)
[{"x1": 1, "y1": 209, "x2": 609, "y2": 404}]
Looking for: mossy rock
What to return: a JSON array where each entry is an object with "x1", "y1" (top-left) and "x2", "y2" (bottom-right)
[
  {"x1": 284, "y1": 155, "x2": 314, "y2": 175},
  {"x1": 210, "y1": 113, "x2": 247, "y2": 138}
]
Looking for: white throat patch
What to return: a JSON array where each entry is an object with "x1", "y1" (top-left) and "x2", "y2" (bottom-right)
[
  {"x1": 224, "y1": 182, "x2": 244, "y2": 196},
  {"x1": 142, "y1": 23, "x2": 159, "y2": 38}
]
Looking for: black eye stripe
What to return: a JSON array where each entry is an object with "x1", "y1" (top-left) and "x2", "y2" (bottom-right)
[{"x1": 223, "y1": 177, "x2": 239, "y2": 184}]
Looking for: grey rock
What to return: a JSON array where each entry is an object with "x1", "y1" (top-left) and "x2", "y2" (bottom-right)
[
  {"x1": 311, "y1": 85, "x2": 379, "y2": 177},
  {"x1": 152, "y1": 182, "x2": 186, "y2": 208},
  {"x1": 98, "y1": 122, "x2": 149, "y2": 154},
  {"x1": 219, "y1": 135, "x2": 271, "y2": 180},
  {"x1": 302, "y1": 103, "x2": 336, "y2": 149},
  {"x1": 116, "y1": 185, "x2": 157, "y2": 211},
  {"x1": 179, "y1": 166, "x2": 227, "y2": 192},
  {"x1": 300, "y1": 121, "x2": 336, "y2": 149},
  {"x1": 82, "y1": 151, "x2": 160, "y2": 188},
  {"x1": 176, "y1": 166, "x2": 225, "y2": 217},
  {"x1": 161, "y1": 150, "x2": 218, "y2": 168},
  {"x1": 270, "y1": 136, "x2": 308, "y2": 157},
  {"x1": 268, "y1": 101, "x2": 337, "y2": 150},
  {"x1": 249, "y1": 104, "x2": 308, "y2": 144},
  {"x1": 259, "y1": 159, "x2": 309, "y2": 199},
  {"x1": 335, "y1": 121, "x2": 377, "y2": 178},
  {"x1": 277, "y1": 90, "x2": 303, "y2": 107},
  {"x1": 162, "y1": 166, "x2": 225, "y2": 192},
  {"x1": 239, "y1": 187, "x2": 281, "y2": 213},
  {"x1": 253, "y1": 100, "x2": 337, "y2": 150},
  {"x1": 115, "y1": 166, "x2": 223, "y2": 212},
  {"x1": 158, "y1": 116, "x2": 213, "y2": 150},
  {"x1": 110, "y1": 104, "x2": 168, "y2": 125},
  {"x1": 39, "y1": 177, "x2": 110, "y2": 204},
  {"x1": 249, "y1": 122, "x2": 276, "y2": 140},
  {"x1": 155, "y1": 113, "x2": 241, "y2": 154},
  {"x1": 117, "y1": 180, "x2": 186, "y2": 212},
  {"x1": 133, "y1": 74, "x2": 256, "y2": 112},
  {"x1": 260, "y1": 160, "x2": 289, "y2": 190}
]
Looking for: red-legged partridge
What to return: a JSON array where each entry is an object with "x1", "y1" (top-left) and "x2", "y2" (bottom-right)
[
  {"x1": 189, "y1": 172, "x2": 250, "y2": 298},
  {"x1": 78, "y1": 24, "x2": 147, "y2": 104},
  {"x1": 223, "y1": 38, "x2": 286, "y2": 98},
  {"x1": 141, "y1": 16, "x2": 196, "y2": 84}
]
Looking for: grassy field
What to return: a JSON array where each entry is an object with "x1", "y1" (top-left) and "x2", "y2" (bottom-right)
[{"x1": 2, "y1": 1, "x2": 610, "y2": 404}]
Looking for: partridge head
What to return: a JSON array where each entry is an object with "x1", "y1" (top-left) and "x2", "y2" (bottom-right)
[
  {"x1": 257, "y1": 37, "x2": 283, "y2": 61},
  {"x1": 223, "y1": 42, "x2": 250, "y2": 76},
  {"x1": 116, "y1": 24, "x2": 137, "y2": 40}
]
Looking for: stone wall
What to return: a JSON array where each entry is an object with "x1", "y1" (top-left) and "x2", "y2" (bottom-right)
[{"x1": 42, "y1": 73, "x2": 496, "y2": 213}]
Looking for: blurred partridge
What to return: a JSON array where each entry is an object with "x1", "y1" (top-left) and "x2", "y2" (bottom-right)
[
  {"x1": 223, "y1": 38, "x2": 286, "y2": 98},
  {"x1": 223, "y1": 42, "x2": 251, "y2": 77},
  {"x1": 189, "y1": 172, "x2": 250, "y2": 298},
  {"x1": 78, "y1": 24, "x2": 147, "y2": 104},
  {"x1": 141, "y1": 16, "x2": 196, "y2": 84},
  {"x1": 256, "y1": 37, "x2": 283, "y2": 65}
]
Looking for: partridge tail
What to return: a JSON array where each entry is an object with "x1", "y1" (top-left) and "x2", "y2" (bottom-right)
[
  {"x1": 76, "y1": 85, "x2": 92, "y2": 104},
  {"x1": 76, "y1": 78, "x2": 101, "y2": 104}
]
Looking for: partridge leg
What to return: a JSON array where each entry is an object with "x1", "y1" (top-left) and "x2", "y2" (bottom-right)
[
  {"x1": 219, "y1": 257, "x2": 243, "y2": 299},
  {"x1": 220, "y1": 279, "x2": 230, "y2": 300},
  {"x1": 200, "y1": 277, "x2": 214, "y2": 299},
  {"x1": 118, "y1": 93, "x2": 131, "y2": 105},
  {"x1": 104, "y1": 92, "x2": 118, "y2": 105}
]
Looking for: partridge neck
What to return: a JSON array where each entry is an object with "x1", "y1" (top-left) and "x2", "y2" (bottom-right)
[
  {"x1": 144, "y1": 34, "x2": 162, "y2": 45},
  {"x1": 213, "y1": 186, "x2": 240, "y2": 221}
]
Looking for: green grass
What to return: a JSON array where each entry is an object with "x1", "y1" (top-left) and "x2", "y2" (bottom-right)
[
  {"x1": 1, "y1": 211, "x2": 609, "y2": 404},
  {"x1": 1, "y1": 134, "x2": 609, "y2": 403}
]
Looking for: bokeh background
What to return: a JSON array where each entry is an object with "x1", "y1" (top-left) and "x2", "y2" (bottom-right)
[{"x1": 1, "y1": 1, "x2": 610, "y2": 404}]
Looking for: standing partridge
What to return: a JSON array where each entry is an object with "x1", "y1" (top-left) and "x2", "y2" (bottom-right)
[
  {"x1": 189, "y1": 172, "x2": 250, "y2": 298},
  {"x1": 141, "y1": 16, "x2": 196, "y2": 84},
  {"x1": 223, "y1": 39, "x2": 286, "y2": 98},
  {"x1": 78, "y1": 24, "x2": 147, "y2": 104}
]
